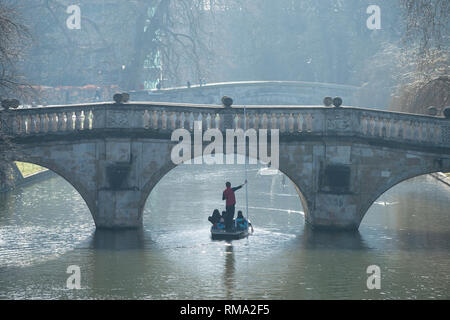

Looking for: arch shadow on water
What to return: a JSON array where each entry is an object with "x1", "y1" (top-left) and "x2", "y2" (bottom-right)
[
  {"x1": 0, "y1": 192, "x2": 11, "y2": 212},
  {"x1": 88, "y1": 228, "x2": 154, "y2": 250},
  {"x1": 296, "y1": 226, "x2": 369, "y2": 250}
]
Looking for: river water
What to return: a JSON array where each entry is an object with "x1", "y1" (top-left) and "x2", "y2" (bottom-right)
[{"x1": 0, "y1": 164, "x2": 449, "y2": 299}]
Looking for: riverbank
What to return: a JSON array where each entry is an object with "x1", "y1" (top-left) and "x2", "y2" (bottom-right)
[
  {"x1": 0, "y1": 163, "x2": 53, "y2": 193},
  {"x1": 15, "y1": 162, "x2": 47, "y2": 178},
  {"x1": 15, "y1": 169, "x2": 55, "y2": 189}
]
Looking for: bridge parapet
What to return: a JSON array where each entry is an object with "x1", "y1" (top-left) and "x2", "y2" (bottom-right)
[{"x1": 1, "y1": 103, "x2": 449, "y2": 148}]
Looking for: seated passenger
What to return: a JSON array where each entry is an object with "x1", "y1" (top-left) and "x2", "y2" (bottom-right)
[
  {"x1": 208, "y1": 209, "x2": 221, "y2": 226},
  {"x1": 235, "y1": 211, "x2": 248, "y2": 230},
  {"x1": 216, "y1": 217, "x2": 226, "y2": 230}
]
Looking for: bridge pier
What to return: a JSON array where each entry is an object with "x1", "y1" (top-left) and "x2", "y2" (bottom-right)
[
  {"x1": 94, "y1": 189, "x2": 143, "y2": 229},
  {"x1": 285, "y1": 142, "x2": 450, "y2": 231},
  {"x1": 283, "y1": 144, "x2": 364, "y2": 231},
  {"x1": 90, "y1": 138, "x2": 174, "y2": 229},
  {"x1": 87, "y1": 139, "x2": 144, "y2": 229},
  {"x1": 306, "y1": 193, "x2": 362, "y2": 231}
]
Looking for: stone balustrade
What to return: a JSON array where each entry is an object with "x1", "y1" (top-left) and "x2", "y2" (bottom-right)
[{"x1": 1, "y1": 103, "x2": 449, "y2": 148}]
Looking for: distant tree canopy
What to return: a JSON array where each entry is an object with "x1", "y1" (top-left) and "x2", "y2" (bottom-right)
[
  {"x1": 401, "y1": 0, "x2": 449, "y2": 54},
  {"x1": 0, "y1": 1, "x2": 25, "y2": 185},
  {"x1": 17, "y1": 0, "x2": 212, "y2": 90},
  {"x1": 405, "y1": 76, "x2": 449, "y2": 114},
  {"x1": 14, "y1": 0, "x2": 406, "y2": 91},
  {"x1": 390, "y1": 50, "x2": 449, "y2": 115},
  {"x1": 213, "y1": 0, "x2": 404, "y2": 85},
  {"x1": 389, "y1": 0, "x2": 449, "y2": 115},
  {"x1": 1, "y1": 0, "x2": 447, "y2": 112},
  {"x1": 0, "y1": 2, "x2": 30, "y2": 100},
  {"x1": 1, "y1": 1, "x2": 31, "y2": 181}
]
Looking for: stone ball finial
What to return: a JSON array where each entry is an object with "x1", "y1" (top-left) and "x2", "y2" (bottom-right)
[
  {"x1": 113, "y1": 93, "x2": 123, "y2": 104},
  {"x1": 333, "y1": 97, "x2": 343, "y2": 108},
  {"x1": 443, "y1": 107, "x2": 450, "y2": 119},
  {"x1": 11, "y1": 99, "x2": 20, "y2": 108},
  {"x1": 1, "y1": 99, "x2": 20, "y2": 110},
  {"x1": 323, "y1": 97, "x2": 333, "y2": 106},
  {"x1": 427, "y1": 106, "x2": 438, "y2": 116},
  {"x1": 121, "y1": 92, "x2": 130, "y2": 103},
  {"x1": 222, "y1": 96, "x2": 233, "y2": 108},
  {"x1": 113, "y1": 93, "x2": 130, "y2": 104}
]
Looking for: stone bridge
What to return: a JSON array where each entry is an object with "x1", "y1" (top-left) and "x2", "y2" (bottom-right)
[
  {"x1": 131, "y1": 81, "x2": 360, "y2": 106},
  {"x1": 1, "y1": 102, "x2": 449, "y2": 231}
]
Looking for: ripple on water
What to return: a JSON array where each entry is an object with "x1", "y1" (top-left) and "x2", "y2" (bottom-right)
[{"x1": 0, "y1": 224, "x2": 95, "y2": 267}]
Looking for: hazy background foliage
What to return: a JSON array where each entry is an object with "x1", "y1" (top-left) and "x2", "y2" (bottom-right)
[
  {"x1": 0, "y1": 0, "x2": 448, "y2": 187},
  {"x1": 0, "y1": 0, "x2": 448, "y2": 111}
]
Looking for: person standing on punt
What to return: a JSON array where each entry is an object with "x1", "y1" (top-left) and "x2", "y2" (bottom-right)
[{"x1": 222, "y1": 180, "x2": 247, "y2": 231}]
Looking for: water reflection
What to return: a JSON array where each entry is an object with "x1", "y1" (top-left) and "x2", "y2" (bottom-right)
[
  {"x1": 0, "y1": 167, "x2": 449, "y2": 299},
  {"x1": 0, "y1": 192, "x2": 14, "y2": 219},
  {"x1": 223, "y1": 242, "x2": 235, "y2": 299},
  {"x1": 90, "y1": 228, "x2": 146, "y2": 250},
  {"x1": 299, "y1": 227, "x2": 368, "y2": 250}
]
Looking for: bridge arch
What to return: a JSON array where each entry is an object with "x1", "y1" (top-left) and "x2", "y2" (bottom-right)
[
  {"x1": 137, "y1": 154, "x2": 310, "y2": 224},
  {"x1": 7, "y1": 156, "x2": 96, "y2": 224},
  {"x1": 138, "y1": 161, "x2": 177, "y2": 221},
  {"x1": 276, "y1": 166, "x2": 311, "y2": 223},
  {"x1": 359, "y1": 166, "x2": 450, "y2": 227}
]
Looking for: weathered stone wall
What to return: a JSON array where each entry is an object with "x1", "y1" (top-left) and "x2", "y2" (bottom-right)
[{"x1": 0, "y1": 162, "x2": 23, "y2": 193}]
